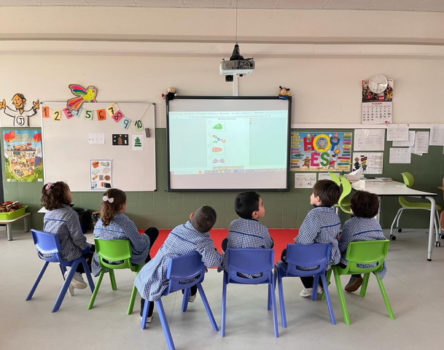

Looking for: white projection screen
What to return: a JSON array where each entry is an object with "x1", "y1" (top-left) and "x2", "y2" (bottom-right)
[{"x1": 166, "y1": 96, "x2": 291, "y2": 191}]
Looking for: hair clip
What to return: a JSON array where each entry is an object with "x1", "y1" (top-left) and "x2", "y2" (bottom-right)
[
  {"x1": 45, "y1": 182, "x2": 53, "y2": 190},
  {"x1": 102, "y1": 195, "x2": 114, "y2": 204}
]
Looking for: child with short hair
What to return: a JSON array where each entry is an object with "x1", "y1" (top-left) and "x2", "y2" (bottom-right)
[
  {"x1": 135, "y1": 206, "x2": 222, "y2": 324},
  {"x1": 222, "y1": 192, "x2": 273, "y2": 278},
  {"x1": 42, "y1": 181, "x2": 93, "y2": 295},
  {"x1": 282, "y1": 180, "x2": 341, "y2": 297},
  {"x1": 91, "y1": 188, "x2": 159, "y2": 277},
  {"x1": 339, "y1": 191, "x2": 387, "y2": 293}
]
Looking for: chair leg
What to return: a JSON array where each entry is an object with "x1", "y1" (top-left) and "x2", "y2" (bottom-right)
[
  {"x1": 312, "y1": 274, "x2": 320, "y2": 301},
  {"x1": 88, "y1": 270, "x2": 105, "y2": 310},
  {"x1": 434, "y1": 214, "x2": 439, "y2": 244},
  {"x1": 360, "y1": 273, "x2": 370, "y2": 297},
  {"x1": 375, "y1": 274, "x2": 395, "y2": 320},
  {"x1": 277, "y1": 270, "x2": 287, "y2": 328},
  {"x1": 140, "y1": 299, "x2": 150, "y2": 330},
  {"x1": 181, "y1": 288, "x2": 190, "y2": 313},
  {"x1": 221, "y1": 273, "x2": 228, "y2": 337},
  {"x1": 197, "y1": 284, "x2": 219, "y2": 331},
  {"x1": 270, "y1": 280, "x2": 279, "y2": 338},
  {"x1": 333, "y1": 267, "x2": 350, "y2": 325},
  {"x1": 396, "y1": 209, "x2": 403, "y2": 229},
  {"x1": 109, "y1": 269, "x2": 117, "y2": 290},
  {"x1": 321, "y1": 269, "x2": 333, "y2": 301},
  {"x1": 59, "y1": 265, "x2": 67, "y2": 278},
  {"x1": 52, "y1": 261, "x2": 79, "y2": 313},
  {"x1": 156, "y1": 299, "x2": 176, "y2": 350},
  {"x1": 320, "y1": 274, "x2": 336, "y2": 325},
  {"x1": 390, "y1": 209, "x2": 402, "y2": 237},
  {"x1": 127, "y1": 285, "x2": 138, "y2": 315},
  {"x1": 81, "y1": 260, "x2": 95, "y2": 293},
  {"x1": 26, "y1": 261, "x2": 50, "y2": 301}
]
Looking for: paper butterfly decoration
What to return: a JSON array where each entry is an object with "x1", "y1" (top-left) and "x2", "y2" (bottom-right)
[
  {"x1": 213, "y1": 159, "x2": 225, "y2": 164},
  {"x1": 67, "y1": 84, "x2": 98, "y2": 111}
]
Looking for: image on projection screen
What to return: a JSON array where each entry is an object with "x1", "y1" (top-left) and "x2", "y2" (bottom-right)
[{"x1": 167, "y1": 98, "x2": 290, "y2": 190}]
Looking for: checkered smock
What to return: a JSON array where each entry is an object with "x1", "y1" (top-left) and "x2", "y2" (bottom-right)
[
  {"x1": 296, "y1": 206, "x2": 341, "y2": 268},
  {"x1": 43, "y1": 205, "x2": 89, "y2": 261},
  {"x1": 135, "y1": 221, "x2": 222, "y2": 301},
  {"x1": 339, "y1": 217, "x2": 387, "y2": 279},
  {"x1": 223, "y1": 218, "x2": 274, "y2": 278},
  {"x1": 91, "y1": 213, "x2": 150, "y2": 277}
]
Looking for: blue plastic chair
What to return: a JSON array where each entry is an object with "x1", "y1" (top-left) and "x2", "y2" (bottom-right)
[
  {"x1": 275, "y1": 243, "x2": 336, "y2": 328},
  {"x1": 221, "y1": 248, "x2": 278, "y2": 338},
  {"x1": 140, "y1": 252, "x2": 218, "y2": 350},
  {"x1": 26, "y1": 229, "x2": 95, "y2": 313}
]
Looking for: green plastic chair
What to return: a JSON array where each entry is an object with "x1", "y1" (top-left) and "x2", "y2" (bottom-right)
[
  {"x1": 329, "y1": 172, "x2": 341, "y2": 186},
  {"x1": 390, "y1": 172, "x2": 441, "y2": 242},
  {"x1": 338, "y1": 175, "x2": 352, "y2": 214},
  {"x1": 321, "y1": 240, "x2": 394, "y2": 325},
  {"x1": 88, "y1": 239, "x2": 144, "y2": 315}
]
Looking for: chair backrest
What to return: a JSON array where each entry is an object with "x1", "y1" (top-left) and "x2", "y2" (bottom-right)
[
  {"x1": 343, "y1": 240, "x2": 389, "y2": 274},
  {"x1": 329, "y1": 172, "x2": 341, "y2": 186},
  {"x1": 31, "y1": 229, "x2": 63, "y2": 263},
  {"x1": 165, "y1": 251, "x2": 206, "y2": 295},
  {"x1": 95, "y1": 239, "x2": 132, "y2": 270},
  {"x1": 338, "y1": 176, "x2": 352, "y2": 213},
  {"x1": 284, "y1": 243, "x2": 331, "y2": 276},
  {"x1": 226, "y1": 248, "x2": 274, "y2": 284},
  {"x1": 401, "y1": 172, "x2": 414, "y2": 188}
]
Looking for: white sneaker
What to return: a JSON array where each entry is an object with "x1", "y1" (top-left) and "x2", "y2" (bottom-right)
[
  {"x1": 71, "y1": 272, "x2": 87, "y2": 289},
  {"x1": 188, "y1": 294, "x2": 196, "y2": 303},
  {"x1": 141, "y1": 314, "x2": 154, "y2": 324},
  {"x1": 64, "y1": 271, "x2": 75, "y2": 296},
  {"x1": 300, "y1": 285, "x2": 323, "y2": 298}
]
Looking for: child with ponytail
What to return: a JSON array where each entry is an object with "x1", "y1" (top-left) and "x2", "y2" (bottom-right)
[{"x1": 91, "y1": 188, "x2": 159, "y2": 280}]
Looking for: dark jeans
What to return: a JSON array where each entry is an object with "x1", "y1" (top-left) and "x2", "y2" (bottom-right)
[{"x1": 76, "y1": 245, "x2": 95, "y2": 274}]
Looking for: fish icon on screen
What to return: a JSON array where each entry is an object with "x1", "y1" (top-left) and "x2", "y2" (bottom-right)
[{"x1": 213, "y1": 158, "x2": 225, "y2": 164}]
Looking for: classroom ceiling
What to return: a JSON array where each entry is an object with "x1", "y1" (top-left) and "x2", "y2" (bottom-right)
[{"x1": 1, "y1": 0, "x2": 444, "y2": 12}]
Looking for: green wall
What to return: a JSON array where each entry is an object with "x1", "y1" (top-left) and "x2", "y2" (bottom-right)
[{"x1": 2, "y1": 128, "x2": 443, "y2": 232}]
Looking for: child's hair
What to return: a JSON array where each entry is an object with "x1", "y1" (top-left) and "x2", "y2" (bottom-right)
[
  {"x1": 350, "y1": 191, "x2": 379, "y2": 218},
  {"x1": 41, "y1": 182, "x2": 71, "y2": 210},
  {"x1": 234, "y1": 192, "x2": 260, "y2": 219},
  {"x1": 191, "y1": 205, "x2": 217, "y2": 233},
  {"x1": 101, "y1": 188, "x2": 126, "y2": 227},
  {"x1": 313, "y1": 180, "x2": 341, "y2": 207}
]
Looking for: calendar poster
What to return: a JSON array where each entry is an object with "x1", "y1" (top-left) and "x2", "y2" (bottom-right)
[
  {"x1": 290, "y1": 131, "x2": 352, "y2": 172},
  {"x1": 361, "y1": 79, "x2": 393, "y2": 125}
]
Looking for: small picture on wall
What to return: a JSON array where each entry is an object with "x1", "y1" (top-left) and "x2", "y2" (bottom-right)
[
  {"x1": 90, "y1": 159, "x2": 112, "y2": 190},
  {"x1": 112, "y1": 134, "x2": 129, "y2": 146}
]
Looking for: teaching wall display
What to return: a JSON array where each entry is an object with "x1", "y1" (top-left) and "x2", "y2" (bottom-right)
[{"x1": 41, "y1": 102, "x2": 156, "y2": 192}]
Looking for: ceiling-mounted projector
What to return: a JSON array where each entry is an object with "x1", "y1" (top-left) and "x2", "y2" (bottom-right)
[{"x1": 220, "y1": 44, "x2": 255, "y2": 81}]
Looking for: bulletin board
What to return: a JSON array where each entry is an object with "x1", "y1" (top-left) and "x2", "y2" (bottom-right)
[{"x1": 41, "y1": 102, "x2": 156, "y2": 192}]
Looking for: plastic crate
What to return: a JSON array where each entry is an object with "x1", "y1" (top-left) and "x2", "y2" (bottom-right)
[{"x1": 0, "y1": 206, "x2": 28, "y2": 221}]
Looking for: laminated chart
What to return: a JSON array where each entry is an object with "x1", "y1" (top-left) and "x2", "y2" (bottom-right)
[{"x1": 290, "y1": 131, "x2": 352, "y2": 172}]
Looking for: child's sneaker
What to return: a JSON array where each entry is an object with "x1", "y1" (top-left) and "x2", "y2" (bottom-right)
[
  {"x1": 188, "y1": 294, "x2": 196, "y2": 303},
  {"x1": 345, "y1": 275, "x2": 363, "y2": 293},
  {"x1": 141, "y1": 313, "x2": 154, "y2": 324},
  {"x1": 71, "y1": 272, "x2": 87, "y2": 289},
  {"x1": 300, "y1": 285, "x2": 323, "y2": 298},
  {"x1": 64, "y1": 271, "x2": 75, "y2": 296}
]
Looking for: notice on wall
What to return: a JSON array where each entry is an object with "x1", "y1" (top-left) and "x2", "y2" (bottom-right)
[
  {"x1": 354, "y1": 129, "x2": 385, "y2": 151},
  {"x1": 387, "y1": 124, "x2": 409, "y2": 142},
  {"x1": 318, "y1": 173, "x2": 339, "y2": 181},
  {"x1": 290, "y1": 131, "x2": 352, "y2": 172},
  {"x1": 90, "y1": 159, "x2": 112, "y2": 190},
  {"x1": 393, "y1": 131, "x2": 415, "y2": 147},
  {"x1": 352, "y1": 152, "x2": 384, "y2": 174},
  {"x1": 389, "y1": 148, "x2": 411, "y2": 164},
  {"x1": 294, "y1": 173, "x2": 317, "y2": 188},
  {"x1": 414, "y1": 132, "x2": 430, "y2": 154},
  {"x1": 429, "y1": 124, "x2": 444, "y2": 146},
  {"x1": 88, "y1": 132, "x2": 105, "y2": 145}
]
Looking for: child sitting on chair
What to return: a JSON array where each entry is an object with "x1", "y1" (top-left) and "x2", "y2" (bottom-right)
[
  {"x1": 221, "y1": 192, "x2": 274, "y2": 278},
  {"x1": 42, "y1": 181, "x2": 94, "y2": 296},
  {"x1": 281, "y1": 180, "x2": 341, "y2": 298},
  {"x1": 91, "y1": 188, "x2": 159, "y2": 277},
  {"x1": 338, "y1": 191, "x2": 387, "y2": 293},
  {"x1": 135, "y1": 206, "x2": 223, "y2": 324}
]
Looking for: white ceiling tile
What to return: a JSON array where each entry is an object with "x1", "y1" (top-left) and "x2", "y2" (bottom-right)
[
  {"x1": 323, "y1": 0, "x2": 375, "y2": 10},
  {"x1": 0, "y1": 0, "x2": 39, "y2": 5},
  {"x1": 277, "y1": 0, "x2": 328, "y2": 9},
  {"x1": 371, "y1": 0, "x2": 425, "y2": 11},
  {"x1": 183, "y1": 0, "x2": 232, "y2": 8},
  {"x1": 136, "y1": 0, "x2": 183, "y2": 8},
  {"x1": 415, "y1": 0, "x2": 444, "y2": 12}
]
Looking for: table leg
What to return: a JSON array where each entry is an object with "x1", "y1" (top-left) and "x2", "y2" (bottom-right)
[
  {"x1": 6, "y1": 224, "x2": 12, "y2": 241},
  {"x1": 24, "y1": 215, "x2": 30, "y2": 232},
  {"x1": 426, "y1": 196, "x2": 436, "y2": 261},
  {"x1": 376, "y1": 197, "x2": 382, "y2": 222}
]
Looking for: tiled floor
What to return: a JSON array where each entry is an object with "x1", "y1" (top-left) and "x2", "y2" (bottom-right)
[{"x1": 0, "y1": 229, "x2": 443, "y2": 350}]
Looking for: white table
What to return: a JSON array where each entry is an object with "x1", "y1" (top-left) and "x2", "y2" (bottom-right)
[
  {"x1": 352, "y1": 181, "x2": 438, "y2": 261},
  {"x1": 0, "y1": 212, "x2": 31, "y2": 241}
]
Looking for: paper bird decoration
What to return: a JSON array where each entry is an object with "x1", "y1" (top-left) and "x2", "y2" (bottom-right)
[{"x1": 67, "y1": 84, "x2": 98, "y2": 111}]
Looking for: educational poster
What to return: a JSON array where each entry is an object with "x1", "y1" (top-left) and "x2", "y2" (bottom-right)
[
  {"x1": 361, "y1": 79, "x2": 393, "y2": 125},
  {"x1": 354, "y1": 129, "x2": 385, "y2": 151},
  {"x1": 3, "y1": 130, "x2": 44, "y2": 182},
  {"x1": 352, "y1": 152, "x2": 384, "y2": 174},
  {"x1": 90, "y1": 159, "x2": 112, "y2": 190},
  {"x1": 318, "y1": 172, "x2": 339, "y2": 181},
  {"x1": 389, "y1": 148, "x2": 411, "y2": 164},
  {"x1": 294, "y1": 173, "x2": 317, "y2": 188},
  {"x1": 290, "y1": 131, "x2": 352, "y2": 172}
]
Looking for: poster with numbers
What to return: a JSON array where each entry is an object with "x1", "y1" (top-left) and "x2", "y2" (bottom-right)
[{"x1": 361, "y1": 79, "x2": 393, "y2": 125}]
